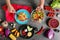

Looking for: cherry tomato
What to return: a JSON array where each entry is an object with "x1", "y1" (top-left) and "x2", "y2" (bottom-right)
[
  {"x1": 47, "y1": 12, "x2": 55, "y2": 18},
  {"x1": 22, "y1": 30, "x2": 27, "y2": 36}
]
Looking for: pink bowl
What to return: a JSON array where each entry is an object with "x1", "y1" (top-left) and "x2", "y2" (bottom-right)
[{"x1": 48, "y1": 19, "x2": 59, "y2": 28}]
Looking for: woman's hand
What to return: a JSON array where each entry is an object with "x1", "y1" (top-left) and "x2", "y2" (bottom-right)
[
  {"x1": 36, "y1": 0, "x2": 45, "y2": 11},
  {"x1": 8, "y1": 5, "x2": 16, "y2": 13}
]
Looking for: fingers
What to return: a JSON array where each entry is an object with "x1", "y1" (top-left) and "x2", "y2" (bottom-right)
[
  {"x1": 36, "y1": 6, "x2": 40, "y2": 11},
  {"x1": 36, "y1": 7, "x2": 41, "y2": 11},
  {"x1": 10, "y1": 9, "x2": 16, "y2": 13},
  {"x1": 36, "y1": 6, "x2": 43, "y2": 11}
]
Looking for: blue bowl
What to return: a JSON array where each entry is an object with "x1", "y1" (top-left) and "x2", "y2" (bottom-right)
[{"x1": 15, "y1": 9, "x2": 31, "y2": 24}]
